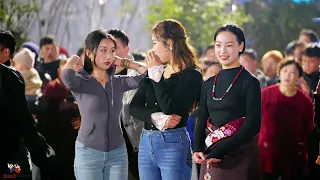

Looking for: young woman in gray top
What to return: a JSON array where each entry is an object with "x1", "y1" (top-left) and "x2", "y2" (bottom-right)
[{"x1": 61, "y1": 30, "x2": 147, "y2": 180}]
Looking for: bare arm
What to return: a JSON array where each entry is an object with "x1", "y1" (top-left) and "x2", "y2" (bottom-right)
[
  {"x1": 128, "y1": 61, "x2": 147, "y2": 74},
  {"x1": 115, "y1": 57, "x2": 147, "y2": 74}
]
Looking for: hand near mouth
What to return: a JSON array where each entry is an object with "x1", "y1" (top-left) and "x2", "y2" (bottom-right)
[{"x1": 145, "y1": 51, "x2": 162, "y2": 69}]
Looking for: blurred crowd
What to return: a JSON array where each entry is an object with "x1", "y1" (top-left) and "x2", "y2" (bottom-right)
[{"x1": 0, "y1": 25, "x2": 319, "y2": 180}]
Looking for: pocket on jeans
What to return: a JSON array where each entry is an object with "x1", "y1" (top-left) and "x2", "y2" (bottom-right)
[{"x1": 162, "y1": 134, "x2": 182, "y2": 144}]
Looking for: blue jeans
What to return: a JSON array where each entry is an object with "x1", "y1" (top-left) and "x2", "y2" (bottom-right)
[
  {"x1": 138, "y1": 128, "x2": 192, "y2": 180},
  {"x1": 74, "y1": 141, "x2": 128, "y2": 180}
]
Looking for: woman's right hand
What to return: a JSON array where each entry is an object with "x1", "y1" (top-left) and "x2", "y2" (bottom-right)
[
  {"x1": 164, "y1": 114, "x2": 181, "y2": 128},
  {"x1": 65, "y1": 55, "x2": 83, "y2": 69},
  {"x1": 145, "y1": 51, "x2": 162, "y2": 69},
  {"x1": 193, "y1": 152, "x2": 206, "y2": 164}
]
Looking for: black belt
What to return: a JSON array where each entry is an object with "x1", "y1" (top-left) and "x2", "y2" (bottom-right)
[
  {"x1": 144, "y1": 124, "x2": 159, "y2": 130},
  {"x1": 144, "y1": 124, "x2": 183, "y2": 131}
]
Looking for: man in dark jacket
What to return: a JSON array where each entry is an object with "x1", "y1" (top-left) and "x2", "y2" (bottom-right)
[
  {"x1": 0, "y1": 63, "x2": 53, "y2": 176},
  {"x1": 0, "y1": 30, "x2": 53, "y2": 179},
  {"x1": 308, "y1": 79, "x2": 320, "y2": 179},
  {"x1": 0, "y1": 30, "x2": 25, "y2": 87}
]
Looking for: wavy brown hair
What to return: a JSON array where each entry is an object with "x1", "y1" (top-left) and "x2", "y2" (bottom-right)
[
  {"x1": 153, "y1": 19, "x2": 202, "y2": 113},
  {"x1": 152, "y1": 19, "x2": 199, "y2": 71}
]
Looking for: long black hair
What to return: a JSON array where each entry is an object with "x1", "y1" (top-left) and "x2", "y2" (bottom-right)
[{"x1": 83, "y1": 30, "x2": 117, "y2": 74}]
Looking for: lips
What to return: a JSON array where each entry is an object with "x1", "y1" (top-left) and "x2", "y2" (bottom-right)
[
  {"x1": 104, "y1": 61, "x2": 111, "y2": 66},
  {"x1": 220, "y1": 55, "x2": 229, "y2": 61}
]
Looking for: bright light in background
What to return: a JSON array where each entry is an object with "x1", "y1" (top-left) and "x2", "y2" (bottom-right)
[
  {"x1": 292, "y1": 0, "x2": 311, "y2": 3},
  {"x1": 98, "y1": 0, "x2": 108, "y2": 5},
  {"x1": 232, "y1": 4, "x2": 237, "y2": 12},
  {"x1": 313, "y1": 17, "x2": 320, "y2": 23}
]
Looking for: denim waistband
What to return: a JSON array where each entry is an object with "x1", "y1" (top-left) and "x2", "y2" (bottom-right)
[{"x1": 142, "y1": 127, "x2": 187, "y2": 136}]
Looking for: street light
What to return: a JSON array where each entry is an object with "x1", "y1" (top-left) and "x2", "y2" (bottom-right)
[{"x1": 232, "y1": 4, "x2": 237, "y2": 12}]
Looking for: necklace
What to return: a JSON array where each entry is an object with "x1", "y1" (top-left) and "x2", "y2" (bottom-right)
[{"x1": 212, "y1": 67, "x2": 243, "y2": 101}]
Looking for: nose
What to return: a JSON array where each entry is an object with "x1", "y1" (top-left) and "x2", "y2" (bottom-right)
[
  {"x1": 151, "y1": 47, "x2": 156, "y2": 52},
  {"x1": 284, "y1": 72, "x2": 290, "y2": 79},
  {"x1": 221, "y1": 45, "x2": 227, "y2": 53},
  {"x1": 105, "y1": 53, "x2": 113, "y2": 60}
]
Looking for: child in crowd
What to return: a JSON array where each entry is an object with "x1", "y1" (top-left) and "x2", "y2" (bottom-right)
[{"x1": 13, "y1": 48, "x2": 42, "y2": 104}]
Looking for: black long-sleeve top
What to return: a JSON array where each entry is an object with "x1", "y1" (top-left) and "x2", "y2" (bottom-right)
[
  {"x1": 193, "y1": 66, "x2": 261, "y2": 159},
  {"x1": 129, "y1": 67, "x2": 203, "y2": 130},
  {"x1": 304, "y1": 71, "x2": 320, "y2": 93},
  {"x1": 4, "y1": 60, "x2": 25, "y2": 89}
]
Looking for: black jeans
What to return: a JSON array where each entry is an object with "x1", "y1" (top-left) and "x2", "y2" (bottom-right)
[
  {"x1": 261, "y1": 172, "x2": 307, "y2": 180},
  {"x1": 121, "y1": 120, "x2": 139, "y2": 180},
  {"x1": 307, "y1": 129, "x2": 320, "y2": 179},
  {"x1": 261, "y1": 172, "x2": 280, "y2": 180}
]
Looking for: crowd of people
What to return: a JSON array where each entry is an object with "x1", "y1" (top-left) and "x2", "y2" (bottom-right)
[{"x1": 0, "y1": 18, "x2": 319, "y2": 180}]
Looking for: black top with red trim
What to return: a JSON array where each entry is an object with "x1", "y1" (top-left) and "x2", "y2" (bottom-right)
[{"x1": 194, "y1": 66, "x2": 261, "y2": 159}]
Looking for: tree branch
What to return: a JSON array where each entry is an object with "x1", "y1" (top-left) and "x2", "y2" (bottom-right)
[{"x1": 124, "y1": 0, "x2": 141, "y2": 32}]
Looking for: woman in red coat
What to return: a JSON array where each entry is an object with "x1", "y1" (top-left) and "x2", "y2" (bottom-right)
[{"x1": 259, "y1": 58, "x2": 314, "y2": 180}]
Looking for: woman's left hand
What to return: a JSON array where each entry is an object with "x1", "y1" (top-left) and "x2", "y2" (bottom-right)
[
  {"x1": 114, "y1": 56, "x2": 123, "y2": 66},
  {"x1": 145, "y1": 51, "x2": 162, "y2": 69},
  {"x1": 206, "y1": 158, "x2": 221, "y2": 164}
]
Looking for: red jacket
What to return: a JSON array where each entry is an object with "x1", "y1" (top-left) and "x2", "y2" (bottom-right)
[{"x1": 259, "y1": 84, "x2": 314, "y2": 175}]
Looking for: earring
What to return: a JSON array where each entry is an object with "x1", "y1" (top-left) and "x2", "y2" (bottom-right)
[
  {"x1": 239, "y1": 50, "x2": 242, "y2": 52},
  {"x1": 169, "y1": 47, "x2": 173, "y2": 50}
]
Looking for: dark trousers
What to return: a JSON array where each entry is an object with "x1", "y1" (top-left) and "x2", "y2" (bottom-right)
[
  {"x1": 307, "y1": 129, "x2": 320, "y2": 179},
  {"x1": 121, "y1": 120, "x2": 139, "y2": 180},
  {"x1": 261, "y1": 172, "x2": 307, "y2": 180},
  {"x1": 261, "y1": 172, "x2": 281, "y2": 180},
  {"x1": 199, "y1": 137, "x2": 260, "y2": 180}
]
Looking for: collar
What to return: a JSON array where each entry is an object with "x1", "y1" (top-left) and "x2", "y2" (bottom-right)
[
  {"x1": 76, "y1": 66, "x2": 117, "y2": 80},
  {"x1": 3, "y1": 60, "x2": 11, "y2": 66}
]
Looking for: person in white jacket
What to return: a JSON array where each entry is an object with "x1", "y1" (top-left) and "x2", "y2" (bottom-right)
[
  {"x1": 121, "y1": 54, "x2": 145, "y2": 180},
  {"x1": 107, "y1": 29, "x2": 145, "y2": 180}
]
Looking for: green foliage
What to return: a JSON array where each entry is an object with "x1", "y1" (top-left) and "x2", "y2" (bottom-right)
[
  {"x1": 244, "y1": 0, "x2": 320, "y2": 60},
  {"x1": 0, "y1": 0, "x2": 39, "y2": 48},
  {"x1": 147, "y1": 0, "x2": 253, "y2": 51}
]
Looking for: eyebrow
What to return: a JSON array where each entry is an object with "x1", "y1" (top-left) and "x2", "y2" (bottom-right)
[
  {"x1": 215, "y1": 41, "x2": 234, "y2": 43},
  {"x1": 99, "y1": 45, "x2": 115, "y2": 49}
]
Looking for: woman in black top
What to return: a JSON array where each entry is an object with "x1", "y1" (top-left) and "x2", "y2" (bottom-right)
[
  {"x1": 193, "y1": 24, "x2": 261, "y2": 180},
  {"x1": 129, "y1": 19, "x2": 203, "y2": 180}
]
